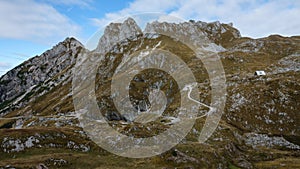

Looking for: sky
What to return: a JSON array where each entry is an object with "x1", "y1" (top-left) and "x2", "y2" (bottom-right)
[{"x1": 0, "y1": 0, "x2": 299, "y2": 76}]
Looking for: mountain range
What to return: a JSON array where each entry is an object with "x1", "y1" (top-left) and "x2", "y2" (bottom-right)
[{"x1": 0, "y1": 18, "x2": 299, "y2": 169}]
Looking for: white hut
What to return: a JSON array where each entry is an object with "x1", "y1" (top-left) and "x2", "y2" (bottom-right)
[{"x1": 254, "y1": 70, "x2": 266, "y2": 76}]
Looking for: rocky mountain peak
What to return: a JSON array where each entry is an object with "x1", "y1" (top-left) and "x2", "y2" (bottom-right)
[
  {"x1": 96, "y1": 17, "x2": 142, "y2": 52},
  {"x1": 42, "y1": 37, "x2": 82, "y2": 56},
  {"x1": 120, "y1": 17, "x2": 142, "y2": 40},
  {"x1": 94, "y1": 17, "x2": 241, "y2": 54},
  {"x1": 0, "y1": 37, "x2": 83, "y2": 113},
  {"x1": 145, "y1": 20, "x2": 241, "y2": 45}
]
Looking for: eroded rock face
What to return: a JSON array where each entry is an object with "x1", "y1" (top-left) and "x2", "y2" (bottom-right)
[
  {"x1": 0, "y1": 38, "x2": 83, "y2": 114},
  {"x1": 96, "y1": 17, "x2": 142, "y2": 52}
]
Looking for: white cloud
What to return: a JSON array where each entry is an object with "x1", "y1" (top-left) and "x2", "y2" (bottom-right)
[
  {"x1": 0, "y1": 0, "x2": 81, "y2": 44},
  {"x1": 0, "y1": 62, "x2": 12, "y2": 72},
  {"x1": 0, "y1": 63, "x2": 11, "y2": 76},
  {"x1": 91, "y1": 0, "x2": 300, "y2": 38},
  {"x1": 42, "y1": 0, "x2": 94, "y2": 8},
  {"x1": 90, "y1": 0, "x2": 181, "y2": 27},
  {"x1": 232, "y1": 0, "x2": 300, "y2": 37},
  {"x1": 0, "y1": 62, "x2": 11, "y2": 68}
]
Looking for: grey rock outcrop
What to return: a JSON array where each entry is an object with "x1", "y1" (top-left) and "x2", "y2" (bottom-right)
[
  {"x1": 96, "y1": 17, "x2": 142, "y2": 52},
  {"x1": 0, "y1": 37, "x2": 83, "y2": 113}
]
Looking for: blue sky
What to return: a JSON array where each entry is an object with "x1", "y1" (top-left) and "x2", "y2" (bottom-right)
[{"x1": 0, "y1": 0, "x2": 299, "y2": 76}]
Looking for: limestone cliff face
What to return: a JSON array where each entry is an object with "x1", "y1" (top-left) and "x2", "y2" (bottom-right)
[
  {"x1": 96, "y1": 18, "x2": 142, "y2": 52},
  {"x1": 0, "y1": 37, "x2": 83, "y2": 114}
]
